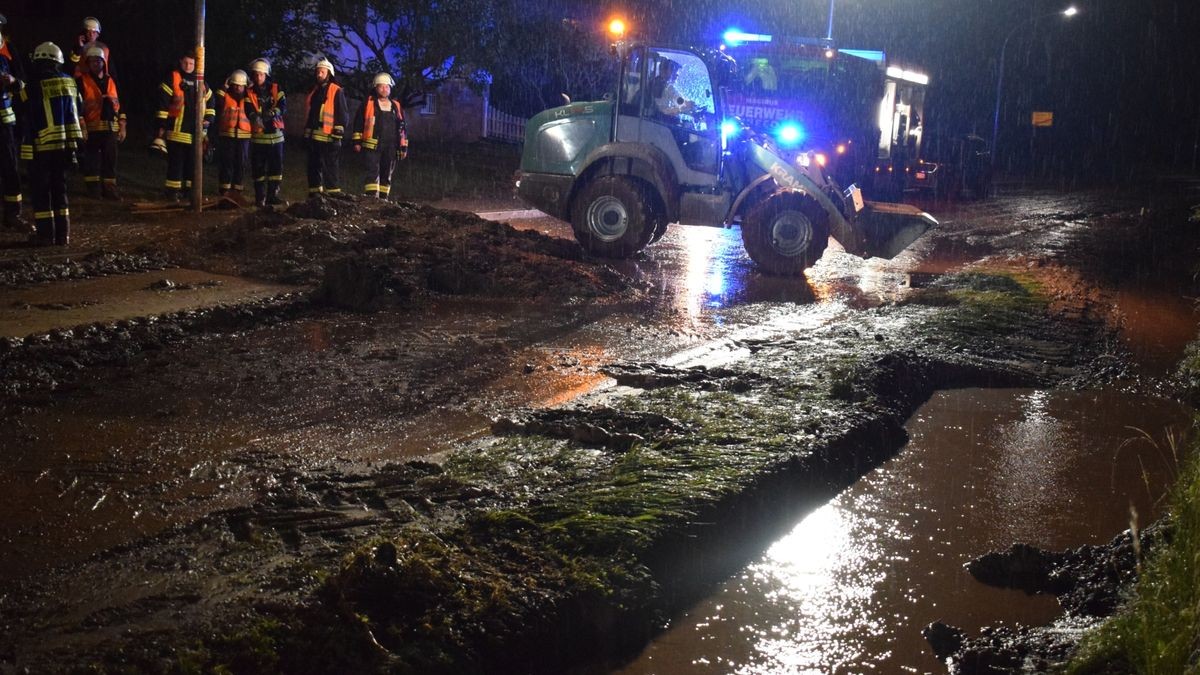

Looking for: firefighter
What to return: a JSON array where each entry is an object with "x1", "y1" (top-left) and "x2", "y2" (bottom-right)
[
  {"x1": 76, "y1": 46, "x2": 125, "y2": 200},
  {"x1": 246, "y1": 58, "x2": 286, "y2": 207},
  {"x1": 215, "y1": 69, "x2": 252, "y2": 200},
  {"x1": 352, "y1": 72, "x2": 408, "y2": 199},
  {"x1": 19, "y1": 43, "x2": 84, "y2": 246},
  {"x1": 155, "y1": 52, "x2": 213, "y2": 204},
  {"x1": 303, "y1": 57, "x2": 348, "y2": 198},
  {"x1": 0, "y1": 14, "x2": 28, "y2": 232},
  {"x1": 70, "y1": 17, "x2": 110, "y2": 79}
]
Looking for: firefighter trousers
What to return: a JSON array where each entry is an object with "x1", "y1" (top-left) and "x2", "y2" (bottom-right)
[
  {"x1": 218, "y1": 137, "x2": 249, "y2": 193},
  {"x1": 251, "y1": 142, "x2": 284, "y2": 203},
  {"x1": 165, "y1": 140, "x2": 196, "y2": 196},
  {"x1": 362, "y1": 149, "x2": 397, "y2": 198},
  {"x1": 0, "y1": 124, "x2": 22, "y2": 217},
  {"x1": 306, "y1": 138, "x2": 341, "y2": 195},
  {"x1": 81, "y1": 131, "x2": 118, "y2": 185},
  {"x1": 28, "y1": 150, "x2": 71, "y2": 245}
]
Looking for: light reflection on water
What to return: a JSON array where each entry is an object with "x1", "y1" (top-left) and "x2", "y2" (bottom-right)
[{"x1": 618, "y1": 388, "x2": 1189, "y2": 674}]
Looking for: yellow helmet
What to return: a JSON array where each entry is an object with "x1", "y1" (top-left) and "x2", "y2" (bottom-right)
[{"x1": 227, "y1": 70, "x2": 249, "y2": 87}]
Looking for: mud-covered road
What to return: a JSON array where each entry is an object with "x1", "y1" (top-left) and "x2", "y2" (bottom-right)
[{"x1": 1, "y1": 181, "x2": 1198, "y2": 673}]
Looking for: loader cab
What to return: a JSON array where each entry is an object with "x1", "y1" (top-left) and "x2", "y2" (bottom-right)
[{"x1": 616, "y1": 47, "x2": 722, "y2": 181}]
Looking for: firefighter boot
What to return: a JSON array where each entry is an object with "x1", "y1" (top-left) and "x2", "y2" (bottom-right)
[
  {"x1": 53, "y1": 214, "x2": 70, "y2": 246},
  {"x1": 266, "y1": 181, "x2": 286, "y2": 207},
  {"x1": 254, "y1": 182, "x2": 267, "y2": 208},
  {"x1": 3, "y1": 203, "x2": 31, "y2": 234},
  {"x1": 102, "y1": 182, "x2": 122, "y2": 201},
  {"x1": 86, "y1": 181, "x2": 102, "y2": 198},
  {"x1": 31, "y1": 217, "x2": 54, "y2": 246}
]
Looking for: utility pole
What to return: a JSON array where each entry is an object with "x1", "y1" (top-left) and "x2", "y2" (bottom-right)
[{"x1": 192, "y1": 0, "x2": 206, "y2": 212}]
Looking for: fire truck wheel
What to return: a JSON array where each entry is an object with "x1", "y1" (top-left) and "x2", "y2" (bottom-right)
[
  {"x1": 649, "y1": 216, "x2": 669, "y2": 244},
  {"x1": 741, "y1": 192, "x2": 829, "y2": 276},
  {"x1": 570, "y1": 176, "x2": 656, "y2": 258}
]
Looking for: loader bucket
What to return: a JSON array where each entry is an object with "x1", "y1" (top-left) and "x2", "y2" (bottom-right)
[{"x1": 852, "y1": 201, "x2": 937, "y2": 260}]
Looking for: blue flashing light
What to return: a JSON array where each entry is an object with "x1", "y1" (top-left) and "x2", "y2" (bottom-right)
[
  {"x1": 839, "y1": 48, "x2": 886, "y2": 64},
  {"x1": 721, "y1": 119, "x2": 739, "y2": 138},
  {"x1": 776, "y1": 122, "x2": 804, "y2": 147},
  {"x1": 723, "y1": 29, "x2": 772, "y2": 47}
]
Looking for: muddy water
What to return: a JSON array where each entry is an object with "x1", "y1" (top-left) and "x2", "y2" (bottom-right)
[
  {"x1": 618, "y1": 388, "x2": 1191, "y2": 674},
  {"x1": 0, "y1": 269, "x2": 293, "y2": 338}
]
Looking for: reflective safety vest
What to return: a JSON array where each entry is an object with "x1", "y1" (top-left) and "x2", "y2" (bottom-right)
[
  {"x1": 352, "y1": 97, "x2": 407, "y2": 151},
  {"x1": 158, "y1": 69, "x2": 213, "y2": 144},
  {"x1": 304, "y1": 82, "x2": 343, "y2": 142},
  {"x1": 18, "y1": 73, "x2": 85, "y2": 158},
  {"x1": 248, "y1": 82, "x2": 285, "y2": 145},
  {"x1": 218, "y1": 91, "x2": 252, "y2": 139},
  {"x1": 79, "y1": 73, "x2": 122, "y2": 133}
]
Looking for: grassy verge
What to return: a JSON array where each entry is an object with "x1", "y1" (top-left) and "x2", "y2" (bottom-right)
[{"x1": 1065, "y1": 424, "x2": 1200, "y2": 674}]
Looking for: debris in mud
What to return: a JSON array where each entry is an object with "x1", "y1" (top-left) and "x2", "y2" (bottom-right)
[
  {"x1": 0, "y1": 250, "x2": 172, "y2": 287},
  {"x1": 602, "y1": 361, "x2": 765, "y2": 392},
  {"x1": 203, "y1": 198, "x2": 636, "y2": 302},
  {"x1": 492, "y1": 405, "x2": 688, "y2": 450},
  {"x1": 930, "y1": 522, "x2": 1169, "y2": 672}
]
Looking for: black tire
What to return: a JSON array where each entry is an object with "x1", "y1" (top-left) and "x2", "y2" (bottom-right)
[
  {"x1": 570, "y1": 176, "x2": 656, "y2": 258},
  {"x1": 741, "y1": 192, "x2": 830, "y2": 276}
]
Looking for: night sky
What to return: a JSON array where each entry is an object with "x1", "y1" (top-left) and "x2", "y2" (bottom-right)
[{"x1": 7, "y1": 0, "x2": 1200, "y2": 177}]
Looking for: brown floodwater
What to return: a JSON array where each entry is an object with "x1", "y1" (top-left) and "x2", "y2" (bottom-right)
[{"x1": 618, "y1": 387, "x2": 1192, "y2": 674}]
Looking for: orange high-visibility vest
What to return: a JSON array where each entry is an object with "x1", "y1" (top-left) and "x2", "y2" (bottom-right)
[
  {"x1": 166, "y1": 70, "x2": 186, "y2": 119},
  {"x1": 80, "y1": 74, "x2": 121, "y2": 132},
  {"x1": 218, "y1": 92, "x2": 251, "y2": 138},
  {"x1": 306, "y1": 82, "x2": 341, "y2": 136}
]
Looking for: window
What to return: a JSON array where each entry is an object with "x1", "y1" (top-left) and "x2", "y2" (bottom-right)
[{"x1": 420, "y1": 93, "x2": 437, "y2": 116}]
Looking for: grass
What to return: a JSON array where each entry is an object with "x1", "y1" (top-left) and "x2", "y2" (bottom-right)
[{"x1": 1067, "y1": 426, "x2": 1200, "y2": 675}]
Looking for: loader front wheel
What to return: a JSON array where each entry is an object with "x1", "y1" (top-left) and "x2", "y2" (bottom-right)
[
  {"x1": 741, "y1": 193, "x2": 829, "y2": 276},
  {"x1": 570, "y1": 176, "x2": 656, "y2": 258}
]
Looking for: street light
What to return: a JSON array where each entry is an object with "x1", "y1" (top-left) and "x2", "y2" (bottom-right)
[{"x1": 990, "y1": 5, "x2": 1079, "y2": 161}]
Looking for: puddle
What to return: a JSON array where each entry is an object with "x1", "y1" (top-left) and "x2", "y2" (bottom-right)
[
  {"x1": 0, "y1": 269, "x2": 293, "y2": 338},
  {"x1": 618, "y1": 387, "x2": 1191, "y2": 674}
]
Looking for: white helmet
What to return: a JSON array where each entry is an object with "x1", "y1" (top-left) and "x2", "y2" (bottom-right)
[
  {"x1": 33, "y1": 42, "x2": 64, "y2": 64},
  {"x1": 85, "y1": 46, "x2": 106, "y2": 61},
  {"x1": 226, "y1": 70, "x2": 249, "y2": 87},
  {"x1": 249, "y1": 58, "x2": 271, "y2": 76},
  {"x1": 314, "y1": 57, "x2": 334, "y2": 76},
  {"x1": 372, "y1": 73, "x2": 395, "y2": 88},
  {"x1": 83, "y1": 17, "x2": 101, "y2": 33}
]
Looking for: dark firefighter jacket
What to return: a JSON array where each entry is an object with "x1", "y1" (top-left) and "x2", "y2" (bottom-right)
[
  {"x1": 248, "y1": 80, "x2": 286, "y2": 145},
  {"x1": 351, "y1": 97, "x2": 408, "y2": 155},
  {"x1": 157, "y1": 68, "x2": 214, "y2": 145},
  {"x1": 18, "y1": 68, "x2": 85, "y2": 159},
  {"x1": 0, "y1": 42, "x2": 26, "y2": 127},
  {"x1": 303, "y1": 80, "x2": 347, "y2": 143}
]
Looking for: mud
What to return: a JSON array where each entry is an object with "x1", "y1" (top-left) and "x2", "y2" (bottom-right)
[
  {"x1": 202, "y1": 196, "x2": 636, "y2": 302},
  {"x1": 928, "y1": 524, "x2": 1168, "y2": 674},
  {"x1": 0, "y1": 249, "x2": 171, "y2": 287},
  {"x1": 1, "y1": 186, "x2": 1198, "y2": 673}
]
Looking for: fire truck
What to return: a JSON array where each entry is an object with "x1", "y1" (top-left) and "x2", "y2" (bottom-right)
[{"x1": 719, "y1": 31, "x2": 932, "y2": 200}]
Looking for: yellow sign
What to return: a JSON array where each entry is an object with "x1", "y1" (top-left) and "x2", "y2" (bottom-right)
[{"x1": 1032, "y1": 111, "x2": 1054, "y2": 127}]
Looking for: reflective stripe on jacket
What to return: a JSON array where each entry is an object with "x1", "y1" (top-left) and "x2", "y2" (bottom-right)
[
  {"x1": 249, "y1": 82, "x2": 286, "y2": 145},
  {"x1": 18, "y1": 74, "x2": 85, "y2": 158}
]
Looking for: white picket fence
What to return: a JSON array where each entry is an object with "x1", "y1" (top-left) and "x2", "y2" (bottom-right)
[{"x1": 483, "y1": 103, "x2": 527, "y2": 143}]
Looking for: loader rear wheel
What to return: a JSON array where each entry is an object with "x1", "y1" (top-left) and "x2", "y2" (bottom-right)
[
  {"x1": 649, "y1": 216, "x2": 669, "y2": 244},
  {"x1": 570, "y1": 176, "x2": 656, "y2": 258},
  {"x1": 741, "y1": 193, "x2": 829, "y2": 276}
]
